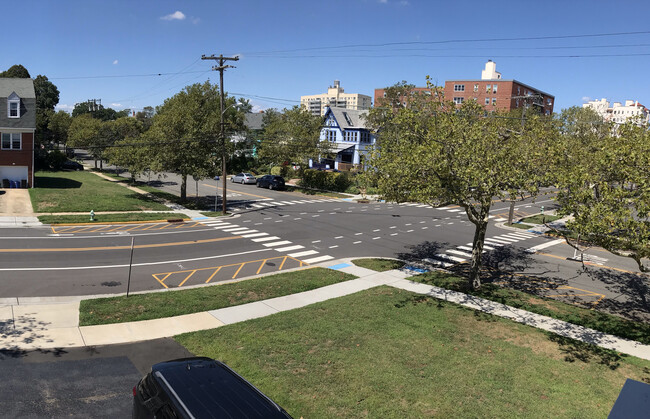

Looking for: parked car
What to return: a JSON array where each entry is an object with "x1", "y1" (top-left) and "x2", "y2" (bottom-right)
[
  {"x1": 133, "y1": 357, "x2": 292, "y2": 418},
  {"x1": 231, "y1": 172, "x2": 257, "y2": 184},
  {"x1": 257, "y1": 175, "x2": 285, "y2": 190},
  {"x1": 61, "y1": 159, "x2": 83, "y2": 171}
]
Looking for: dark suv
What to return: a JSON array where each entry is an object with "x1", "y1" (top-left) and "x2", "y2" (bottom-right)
[
  {"x1": 256, "y1": 175, "x2": 285, "y2": 190},
  {"x1": 132, "y1": 357, "x2": 292, "y2": 418}
]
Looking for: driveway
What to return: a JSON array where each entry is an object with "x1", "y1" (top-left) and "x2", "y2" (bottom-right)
[{"x1": 0, "y1": 189, "x2": 33, "y2": 216}]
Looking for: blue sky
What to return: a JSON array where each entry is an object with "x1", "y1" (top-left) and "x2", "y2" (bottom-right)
[{"x1": 3, "y1": 0, "x2": 650, "y2": 114}]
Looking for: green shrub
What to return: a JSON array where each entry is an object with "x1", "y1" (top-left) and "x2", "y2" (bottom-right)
[
  {"x1": 271, "y1": 166, "x2": 282, "y2": 176},
  {"x1": 46, "y1": 150, "x2": 68, "y2": 170},
  {"x1": 300, "y1": 169, "x2": 353, "y2": 192}
]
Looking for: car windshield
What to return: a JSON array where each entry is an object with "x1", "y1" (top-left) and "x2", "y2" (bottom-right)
[{"x1": 244, "y1": 173, "x2": 253, "y2": 177}]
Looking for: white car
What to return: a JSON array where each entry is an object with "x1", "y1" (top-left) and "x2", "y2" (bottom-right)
[{"x1": 231, "y1": 172, "x2": 257, "y2": 184}]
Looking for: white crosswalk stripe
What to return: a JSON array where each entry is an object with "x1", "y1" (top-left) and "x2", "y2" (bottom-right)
[
  {"x1": 446, "y1": 249, "x2": 473, "y2": 258},
  {"x1": 251, "y1": 236, "x2": 281, "y2": 242},
  {"x1": 303, "y1": 255, "x2": 335, "y2": 264},
  {"x1": 241, "y1": 232, "x2": 268, "y2": 238},
  {"x1": 289, "y1": 250, "x2": 319, "y2": 257},
  {"x1": 263, "y1": 240, "x2": 293, "y2": 247},
  {"x1": 274, "y1": 245, "x2": 304, "y2": 252}
]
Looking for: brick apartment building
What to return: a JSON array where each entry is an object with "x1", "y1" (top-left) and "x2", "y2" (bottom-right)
[
  {"x1": 443, "y1": 61, "x2": 554, "y2": 115},
  {"x1": 373, "y1": 86, "x2": 437, "y2": 108}
]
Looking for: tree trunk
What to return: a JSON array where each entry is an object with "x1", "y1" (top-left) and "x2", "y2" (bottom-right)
[
  {"x1": 180, "y1": 174, "x2": 187, "y2": 201},
  {"x1": 469, "y1": 220, "x2": 488, "y2": 289}
]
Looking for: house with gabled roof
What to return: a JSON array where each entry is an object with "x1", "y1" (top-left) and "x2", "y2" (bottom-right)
[
  {"x1": 0, "y1": 78, "x2": 36, "y2": 188},
  {"x1": 312, "y1": 106, "x2": 375, "y2": 171}
]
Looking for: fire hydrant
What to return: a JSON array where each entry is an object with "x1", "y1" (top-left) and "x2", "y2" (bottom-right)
[
  {"x1": 90, "y1": 210, "x2": 95, "y2": 221},
  {"x1": 540, "y1": 206, "x2": 544, "y2": 215}
]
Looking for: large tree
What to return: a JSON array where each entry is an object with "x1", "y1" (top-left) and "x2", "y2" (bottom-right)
[
  {"x1": 0, "y1": 64, "x2": 30, "y2": 78},
  {"x1": 258, "y1": 106, "x2": 328, "y2": 169},
  {"x1": 48, "y1": 110, "x2": 72, "y2": 148},
  {"x1": 146, "y1": 81, "x2": 244, "y2": 201},
  {"x1": 67, "y1": 114, "x2": 104, "y2": 166},
  {"x1": 554, "y1": 108, "x2": 649, "y2": 272},
  {"x1": 364, "y1": 81, "x2": 555, "y2": 289}
]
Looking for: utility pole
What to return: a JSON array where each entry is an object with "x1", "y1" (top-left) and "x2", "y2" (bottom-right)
[{"x1": 201, "y1": 54, "x2": 239, "y2": 214}]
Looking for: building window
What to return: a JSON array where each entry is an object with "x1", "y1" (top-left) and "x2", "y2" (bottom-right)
[
  {"x1": 517, "y1": 87, "x2": 521, "y2": 94},
  {"x1": 486, "y1": 84, "x2": 491, "y2": 93},
  {"x1": 328, "y1": 130, "x2": 336, "y2": 142},
  {"x1": 8, "y1": 100, "x2": 19, "y2": 118},
  {"x1": 492, "y1": 98, "x2": 497, "y2": 105},
  {"x1": 485, "y1": 98, "x2": 490, "y2": 105},
  {"x1": 547, "y1": 98, "x2": 552, "y2": 106},
  {"x1": 1, "y1": 133, "x2": 21, "y2": 150},
  {"x1": 516, "y1": 99, "x2": 520, "y2": 107},
  {"x1": 454, "y1": 84, "x2": 465, "y2": 92},
  {"x1": 453, "y1": 97, "x2": 464, "y2": 105},
  {"x1": 473, "y1": 84, "x2": 478, "y2": 92},
  {"x1": 493, "y1": 84, "x2": 498, "y2": 93}
]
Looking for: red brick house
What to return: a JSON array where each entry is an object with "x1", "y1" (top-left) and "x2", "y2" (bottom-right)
[{"x1": 0, "y1": 78, "x2": 35, "y2": 188}]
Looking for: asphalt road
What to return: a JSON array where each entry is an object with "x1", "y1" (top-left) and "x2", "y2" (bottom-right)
[
  {"x1": 2, "y1": 171, "x2": 648, "y2": 320},
  {"x1": 0, "y1": 338, "x2": 192, "y2": 417}
]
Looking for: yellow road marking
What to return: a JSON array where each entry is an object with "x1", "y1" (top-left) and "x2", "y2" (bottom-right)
[
  {"x1": 0, "y1": 236, "x2": 241, "y2": 252},
  {"x1": 202, "y1": 183, "x2": 271, "y2": 200},
  {"x1": 232, "y1": 262, "x2": 246, "y2": 279},
  {"x1": 205, "y1": 266, "x2": 222, "y2": 284},
  {"x1": 278, "y1": 256, "x2": 288, "y2": 270},
  {"x1": 178, "y1": 270, "x2": 197, "y2": 287},
  {"x1": 256, "y1": 259, "x2": 267, "y2": 275}
]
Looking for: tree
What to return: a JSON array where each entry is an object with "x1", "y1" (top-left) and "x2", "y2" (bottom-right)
[
  {"x1": 67, "y1": 114, "x2": 103, "y2": 166},
  {"x1": 105, "y1": 118, "x2": 147, "y2": 179},
  {"x1": 71, "y1": 102, "x2": 124, "y2": 121},
  {"x1": 554, "y1": 110, "x2": 649, "y2": 273},
  {"x1": 364, "y1": 80, "x2": 554, "y2": 289},
  {"x1": 258, "y1": 106, "x2": 329, "y2": 169},
  {"x1": 135, "y1": 106, "x2": 155, "y2": 130},
  {"x1": 0, "y1": 64, "x2": 31, "y2": 78},
  {"x1": 48, "y1": 110, "x2": 72, "y2": 148},
  {"x1": 146, "y1": 81, "x2": 244, "y2": 201}
]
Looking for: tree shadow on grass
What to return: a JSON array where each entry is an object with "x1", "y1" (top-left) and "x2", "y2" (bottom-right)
[
  {"x1": 547, "y1": 333, "x2": 625, "y2": 370},
  {"x1": 33, "y1": 177, "x2": 82, "y2": 189}
]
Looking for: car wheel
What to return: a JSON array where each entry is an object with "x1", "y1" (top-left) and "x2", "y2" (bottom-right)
[
  {"x1": 268, "y1": 184, "x2": 273, "y2": 190},
  {"x1": 256, "y1": 182, "x2": 261, "y2": 188},
  {"x1": 241, "y1": 179, "x2": 245, "y2": 184}
]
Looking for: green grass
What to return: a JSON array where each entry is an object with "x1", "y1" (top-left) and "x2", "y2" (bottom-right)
[
  {"x1": 411, "y1": 270, "x2": 650, "y2": 345},
  {"x1": 520, "y1": 214, "x2": 561, "y2": 224},
  {"x1": 176, "y1": 286, "x2": 650, "y2": 418},
  {"x1": 79, "y1": 267, "x2": 356, "y2": 325},
  {"x1": 38, "y1": 212, "x2": 189, "y2": 224},
  {"x1": 352, "y1": 258, "x2": 405, "y2": 272},
  {"x1": 505, "y1": 222, "x2": 532, "y2": 230},
  {"x1": 29, "y1": 171, "x2": 170, "y2": 212}
]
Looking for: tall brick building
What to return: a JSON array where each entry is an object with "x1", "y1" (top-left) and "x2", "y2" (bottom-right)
[{"x1": 443, "y1": 61, "x2": 554, "y2": 115}]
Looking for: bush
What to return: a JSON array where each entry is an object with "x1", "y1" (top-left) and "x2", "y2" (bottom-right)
[
  {"x1": 300, "y1": 169, "x2": 353, "y2": 192},
  {"x1": 45, "y1": 150, "x2": 68, "y2": 170},
  {"x1": 270, "y1": 166, "x2": 282, "y2": 176}
]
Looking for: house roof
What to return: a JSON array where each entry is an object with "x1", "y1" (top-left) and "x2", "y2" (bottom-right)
[
  {"x1": 244, "y1": 112, "x2": 263, "y2": 130},
  {"x1": 327, "y1": 107, "x2": 369, "y2": 129},
  {"x1": 0, "y1": 78, "x2": 36, "y2": 99}
]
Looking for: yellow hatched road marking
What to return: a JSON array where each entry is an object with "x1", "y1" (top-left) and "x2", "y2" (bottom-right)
[
  {"x1": 256, "y1": 259, "x2": 267, "y2": 275},
  {"x1": 178, "y1": 270, "x2": 197, "y2": 287},
  {"x1": 278, "y1": 256, "x2": 288, "y2": 271},
  {"x1": 205, "y1": 267, "x2": 222, "y2": 284}
]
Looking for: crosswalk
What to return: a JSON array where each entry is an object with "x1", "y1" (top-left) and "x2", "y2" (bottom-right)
[
  {"x1": 423, "y1": 231, "x2": 539, "y2": 268},
  {"x1": 397, "y1": 202, "x2": 507, "y2": 221},
  {"x1": 198, "y1": 219, "x2": 334, "y2": 265},
  {"x1": 230, "y1": 198, "x2": 342, "y2": 211}
]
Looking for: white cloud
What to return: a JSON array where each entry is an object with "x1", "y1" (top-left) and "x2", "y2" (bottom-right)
[
  {"x1": 582, "y1": 96, "x2": 591, "y2": 102},
  {"x1": 113, "y1": 59, "x2": 118, "y2": 65},
  {"x1": 399, "y1": 0, "x2": 409, "y2": 5},
  {"x1": 111, "y1": 103, "x2": 123, "y2": 108},
  {"x1": 55, "y1": 104, "x2": 74, "y2": 112},
  {"x1": 161, "y1": 11, "x2": 186, "y2": 21},
  {"x1": 191, "y1": 17, "x2": 200, "y2": 25},
  {"x1": 378, "y1": 0, "x2": 388, "y2": 3}
]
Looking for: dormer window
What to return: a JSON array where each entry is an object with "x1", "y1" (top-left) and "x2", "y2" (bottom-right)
[{"x1": 7, "y1": 92, "x2": 20, "y2": 118}]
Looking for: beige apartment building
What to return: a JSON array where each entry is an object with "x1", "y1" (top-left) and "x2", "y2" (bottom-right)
[
  {"x1": 583, "y1": 98, "x2": 649, "y2": 126},
  {"x1": 301, "y1": 80, "x2": 372, "y2": 116}
]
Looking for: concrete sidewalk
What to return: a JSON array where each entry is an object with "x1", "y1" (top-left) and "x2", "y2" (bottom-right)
[{"x1": 1, "y1": 259, "x2": 650, "y2": 361}]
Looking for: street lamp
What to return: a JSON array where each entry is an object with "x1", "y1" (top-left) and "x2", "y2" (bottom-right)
[{"x1": 217, "y1": 101, "x2": 244, "y2": 214}]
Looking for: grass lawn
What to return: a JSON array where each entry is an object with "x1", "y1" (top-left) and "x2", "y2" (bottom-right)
[
  {"x1": 520, "y1": 214, "x2": 561, "y2": 224},
  {"x1": 176, "y1": 286, "x2": 650, "y2": 418},
  {"x1": 284, "y1": 185, "x2": 350, "y2": 199},
  {"x1": 30, "y1": 171, "x2": 170, "y2": 212},
  {"x1": 411, "y1": 270, "x2": 650, "y2": 345},
  {"x1": 352, "y1": 258, "x2": 405, "y2": 272},
  {"x1": 79, "y1": 267, "x2": 356, "y2": 325},
  {"x1": 38, "y1": 212, "x2": 189, "y2": 224}
]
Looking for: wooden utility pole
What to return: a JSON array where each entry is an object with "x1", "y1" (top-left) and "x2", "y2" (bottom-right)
[{"x1": 201, "y1": 54, "x2": 239, "y2": 214}]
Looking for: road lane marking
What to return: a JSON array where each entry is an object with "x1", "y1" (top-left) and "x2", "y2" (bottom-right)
[
  {"x1": 289, "y1": 250, "x2": 318, "y2": 257},
  {"x1": 303, "y1": 255, "x2": 334, "y2": 264},
  {"x1": 0, "y1": 236, "x2": 241, "y2": 253},
  {"x1": 251, "y1": 236, "x2": 280, "y2": 242}
]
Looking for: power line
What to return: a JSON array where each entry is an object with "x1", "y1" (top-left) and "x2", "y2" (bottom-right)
[
  {"x1": 241, "y1": 30, "x2": 650, "y2": 54},
  {"x1": 49, "y1": 70, "x2": 208, "y2": 80}
]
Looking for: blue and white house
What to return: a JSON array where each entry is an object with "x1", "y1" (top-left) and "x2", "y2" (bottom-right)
[{"x1": 311, "y1": 106, "x2": 375, "y2": 171}]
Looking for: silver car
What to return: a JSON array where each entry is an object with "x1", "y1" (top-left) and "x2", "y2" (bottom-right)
[{"x1": 231, "y1": 172, "x2": 257, "y2": 184}]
